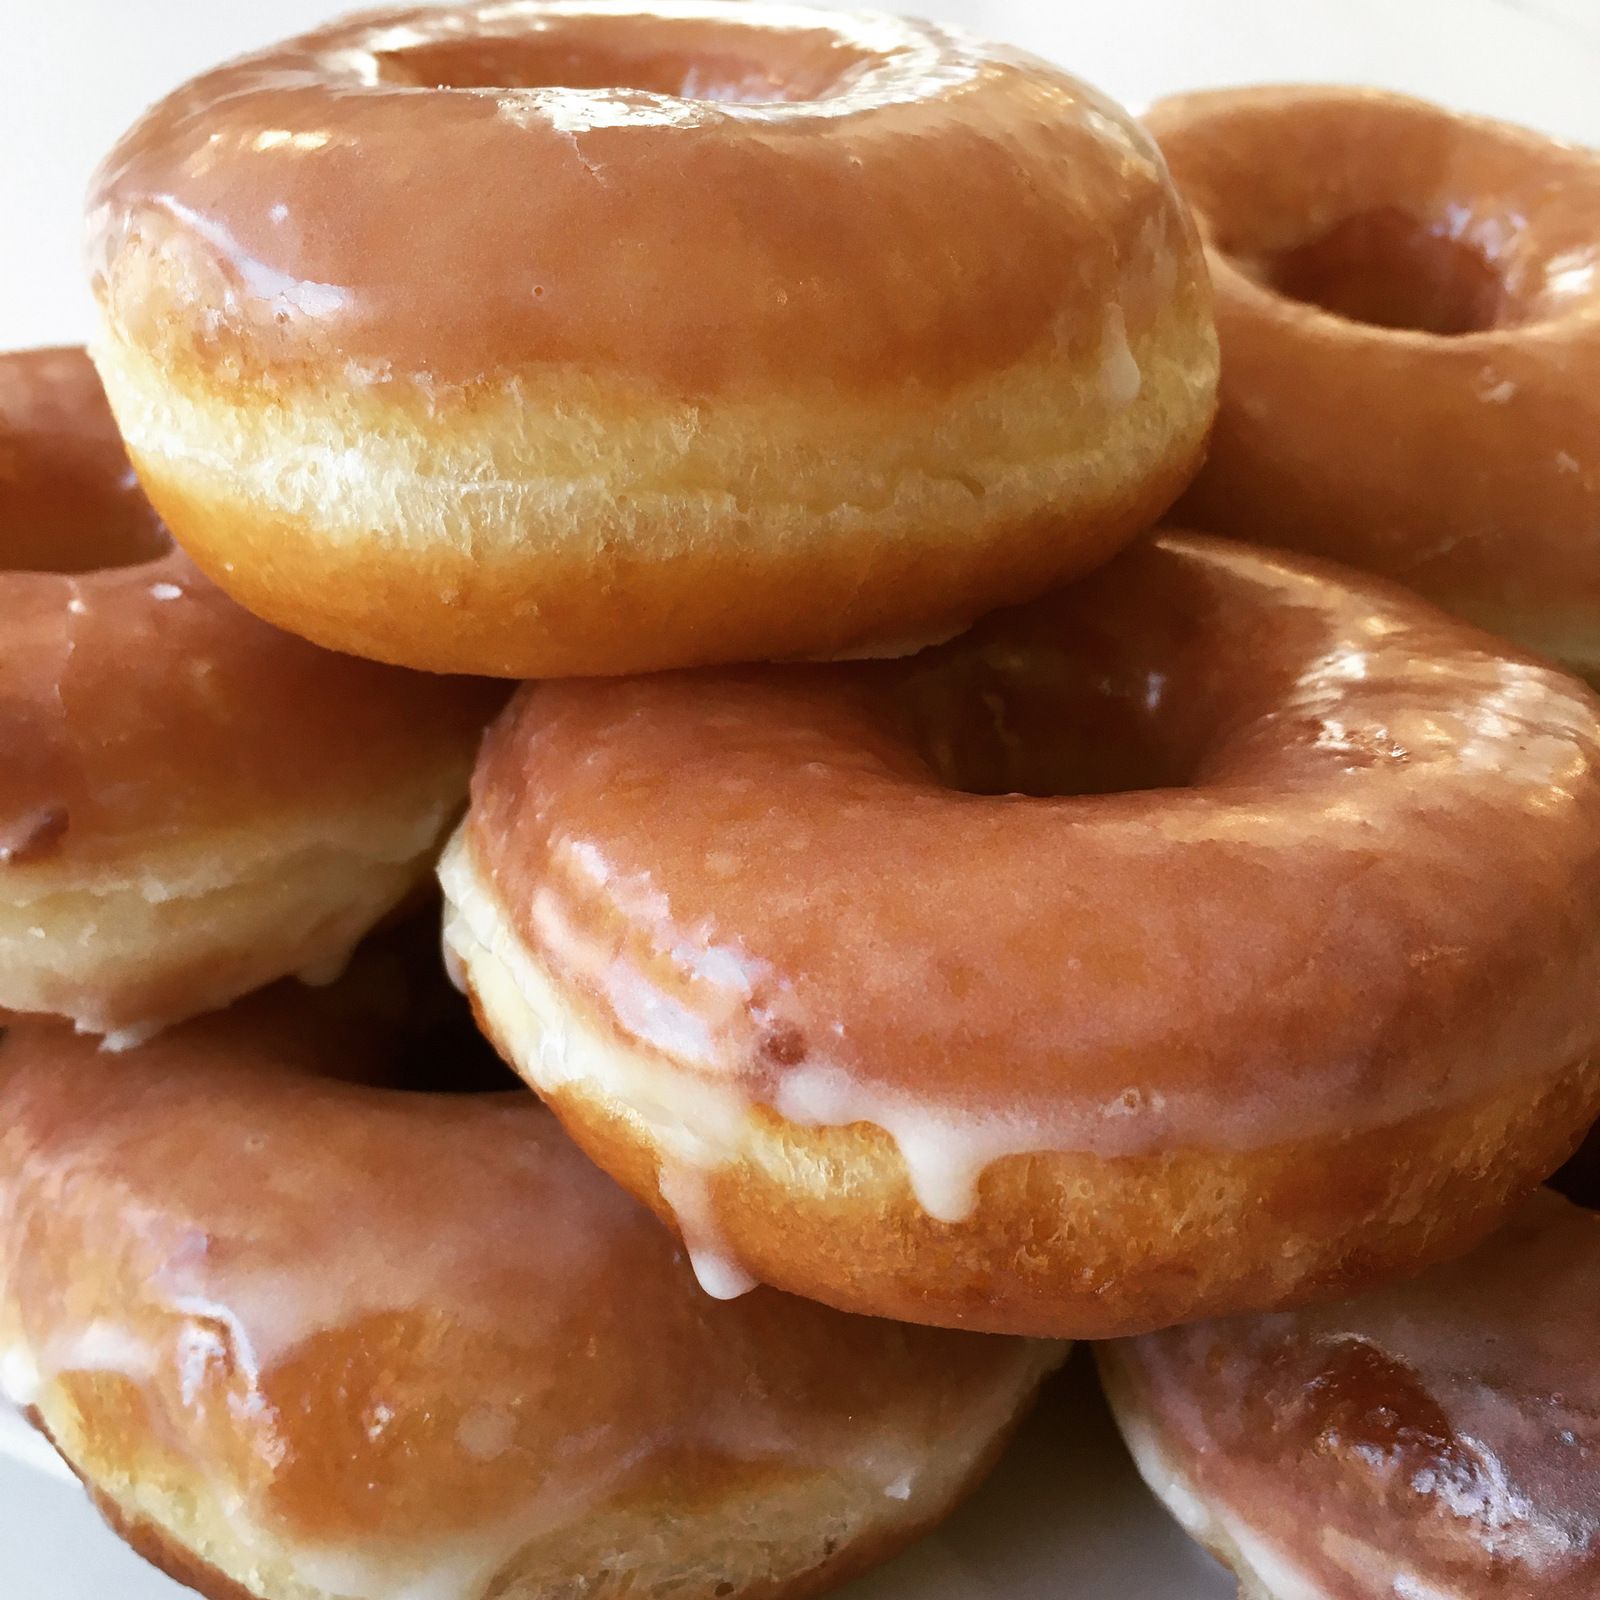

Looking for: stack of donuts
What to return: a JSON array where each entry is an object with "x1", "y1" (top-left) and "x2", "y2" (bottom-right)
[{"x1": 4, "y1": 5, "x2": 1599, "y2": 1598}]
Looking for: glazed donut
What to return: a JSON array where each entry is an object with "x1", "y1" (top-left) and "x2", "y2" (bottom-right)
[
  {"x1": 0, "y1": 950, "x2": 1059, "y2": 1600},
  {"x1": 1144, "y1": 87, "x2": 1600, "y2": 675},
  {"x1": 87, "y1": 0, "x2": 1217, "y2": 678},
  {"x1": 1100, "y1": 1190, "x2": 1600, "y2": 1598},
  {"x1": 441, "y1": 530, "x2": 1600, "y2": 1338},
  {"x1": 0, "y1": 347, "x2": 497, "y2": 1043}
]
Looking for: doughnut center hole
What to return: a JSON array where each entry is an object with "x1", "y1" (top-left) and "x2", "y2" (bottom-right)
[
  {"x1": 1246, "y1": 207, "x2": 1505, "y2": 334},
  {"x1": 2, "y1": 469, "x2": 172, "y2": 574},
  {"x1": 374, "y1": 26, "x2": 870, "y2": 104},
  {"x1": 899, "y1": 653, "x2": 1194, "y2": 799}
]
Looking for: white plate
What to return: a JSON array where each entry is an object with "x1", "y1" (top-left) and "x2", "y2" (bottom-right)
[
  {"x1": 4, "y1": 1, "x2": 1595, "y2": 1595},
  {"x1": 0, "y1": 1354, "x2": 1231, "y2": 1600}
]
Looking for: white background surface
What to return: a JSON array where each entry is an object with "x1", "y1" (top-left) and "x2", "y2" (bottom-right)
[{"x1": 4, "y1": 2, "x2": 1598, "y2": 1596}]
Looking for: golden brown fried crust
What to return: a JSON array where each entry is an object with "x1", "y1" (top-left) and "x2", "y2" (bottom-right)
[
  {"x1": 532, "y1": 1056, "x2": 1600, "y2": 1337},
  {"x1": 119, "y1": 432, "x2": 1205, "y2": 679}
]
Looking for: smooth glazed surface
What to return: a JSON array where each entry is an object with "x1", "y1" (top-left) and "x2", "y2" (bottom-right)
[
  {"x1": 0, "y1": 347, "x2": 498, "y2": 1037},
  {"x1": 1146, "y1": 86, "x2": 1600, "y2": 674},
  {"x1": 88, "y1": 1, "x2": 1217, "y2": 675},
  {"x1": 1102, "y1": 1190, "x2": 1600, "y2": 1599},
  {"x1": 0, "y1": 960, "x2": 1059, "y2": 1600},
  {"x1": 90, "y1": 1, "x2": 1189, "y2": 390},
  {"x1": 443, "y1": 530, "x2": 1600, "y2": 1334}
]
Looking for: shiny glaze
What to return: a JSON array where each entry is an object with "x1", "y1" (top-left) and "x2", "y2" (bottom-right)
[
  {"x1": 1146, "y1": 87, "x2": 1600, "y2": 670},
  {"x1": 464, "y1": 531, "x2": 1600, "y2": 1158},
  {"x1": 1107, "y1": 1191, "x2": 1600, "y2": 1596},
  {"x1": 0, "y1": 962, "x2": 1050, "y2": 1596},
  {"x1": 89, "y1": 1, "x2": 1196, "y2": 391},
  {"x1": 0, "y1": 347, "x2": 494, "y2": 868}
]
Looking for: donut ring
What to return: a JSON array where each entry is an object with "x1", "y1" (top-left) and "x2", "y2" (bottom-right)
[
  {"x1": 1145, "y1": 87, "x2": 1600, "y2": 674},
  {"x1": 0, "y1": 348, "x2": 497, "y2": 1043},
  {"x1": 0, "y1": 949, "x2": 1059, "y2": 1600},
  {"x1": 1100, "y1": 1190, "x2": 1600, "y2": 1599},
  {"x1": 87, "y1": 0, "x2": 1217, "y2": 677},
  {"x1": 442, "y1": 531, "x2": 1600, "y2": 1337}
]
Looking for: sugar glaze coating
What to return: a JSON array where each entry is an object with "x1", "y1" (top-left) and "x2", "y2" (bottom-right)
[
  {"x1": 444, "y1": 531, "x2": 1600, "y2": 1334},
  {"x1": 1102, "y1": 1191, "x2": 1600, "y2": 1598},
  {"x1": 86, "y1": 1, "x2": 1217, "y2": 676},
  {"x1": 1148, "y1": 86, "x2": 1600, "y2": 675},
  {"x1": 0, "y1": 347, "x2": 496, "y2": 1038},
  {"x1": 0, "y1": 964, "x2": 1058, "y2": 1600}
]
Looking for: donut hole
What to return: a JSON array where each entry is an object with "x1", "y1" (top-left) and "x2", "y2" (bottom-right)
[
  {"x1": 897, "y1": 653, "x2": 1194, "y2": 799},
  {"x1": 374, "y1": 25, "x2": 871, "y2": 105},
  {"x1": 1239, "y1": 207, "x2": 1505, "y2": 335}
]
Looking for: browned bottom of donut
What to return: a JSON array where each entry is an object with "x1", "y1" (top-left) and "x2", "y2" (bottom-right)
[{"x1": 529, "y1": 1057, "x2": 1599, "y2": 1338}]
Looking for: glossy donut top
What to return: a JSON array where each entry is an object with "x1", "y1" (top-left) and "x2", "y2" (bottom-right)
[
  {"x1": 0, "y1": 348, "x2": 496, "y2": 868},
  {"x1": 1109, "y1": 1191, "x2": 1600, "y2": 1596},
  {"x1": 1146, "y1": 86, "x2": 1600, "y2": 332},
  {"x1": 463, "y1": 531, "x2": 1600, "y2": 1159},
  {"x1": 1143, "y1": 87, "x2": 1600, "y2": 661},
  {"x1": 89, "y1": 1, "x2": 1201, "y2": 392},
  {"x1": 0, "y1": 960, "x2": 1046, "y2": 1593}
]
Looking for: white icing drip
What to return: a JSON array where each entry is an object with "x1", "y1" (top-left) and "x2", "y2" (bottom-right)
[
  {"x1": 1099, "y1": 306, "x2": 1142, "y2": 407},
  {"x1": 0, "y1": 1345, "x2": 41, "y2": 1408},
  {"x1": 47, "y1": 1321, "x2": 157, "y2": 1384},
  {"x1": 96, "y1": 1020, "x2": 161, "y2": 1053},
  {"x1": 444, "y1": 836, "x2": 1057, "y2": 1229},
  {"x1": 774, "y1": 1063, "x2": 1056, "y2": 1225},
  {"x1": 441, "y1": 842, "x2": 751, "y2": 1168},
  {"x1": 656, "y1": 1165, "x2": 758, "y2": 1300},
  {"x1": 440, "y1": 834, "x2": 1178, "y2": 1233}
]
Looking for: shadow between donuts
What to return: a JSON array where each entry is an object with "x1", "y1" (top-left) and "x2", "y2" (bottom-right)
[{"x1": 443, "y1": 529, "x2": 1600, "y2": 1339}]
